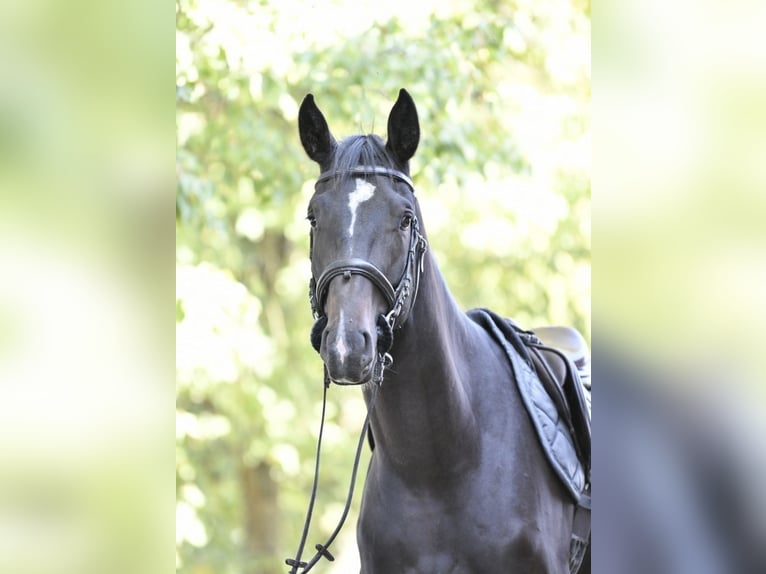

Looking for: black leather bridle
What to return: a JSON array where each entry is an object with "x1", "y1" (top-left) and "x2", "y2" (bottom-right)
[
  {"x1": 308, "y1": 166, "x2": 428, "y2": 353},
  {"x1": 286, "y1": 167, "x2": 427, "y2": 574}
]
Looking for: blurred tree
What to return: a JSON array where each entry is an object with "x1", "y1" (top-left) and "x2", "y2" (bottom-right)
[{"x1": 176, "y1": 1, "x2": 589, "y2": 572}]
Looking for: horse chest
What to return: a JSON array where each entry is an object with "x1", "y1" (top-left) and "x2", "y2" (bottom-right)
[{"x1": 358, "y1": 452, "x2": 568, "y2": 573}]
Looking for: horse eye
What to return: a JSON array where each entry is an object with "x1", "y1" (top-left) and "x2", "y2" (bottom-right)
[
  {"x1": 307, "y1": 214, "x2": 317, "y2": 228},
  {"x1": 400, "y1": 214, "x2": 413, "y2": 230}
]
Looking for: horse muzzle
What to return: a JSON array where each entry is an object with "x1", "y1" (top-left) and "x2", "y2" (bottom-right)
[{"x1": 319, "y1": 319, "x2": 376, "y2": 385}]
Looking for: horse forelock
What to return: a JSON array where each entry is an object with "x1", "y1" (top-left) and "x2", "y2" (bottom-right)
[{"x1": 331, "y1": 134, "x2": 395, "y2": 172}]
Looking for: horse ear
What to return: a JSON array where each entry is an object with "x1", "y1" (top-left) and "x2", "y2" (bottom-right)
[
  {"x1": 299, "y1": 94, "x2": 337, "y2": 167},
  {"x1": 386, "y1": 88, "x2": 420, "y2": 165}
]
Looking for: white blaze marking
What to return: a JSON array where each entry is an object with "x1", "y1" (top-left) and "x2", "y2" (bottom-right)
[
  {"x1": 347, "y1": 178, "x2": 375, "y2": 238},
  {"x1": 335, "y1": 310, "x2": 347, "y2": 365},
  {"x1": 333, "y1": 178, "x2": 373, "y2": 366}
]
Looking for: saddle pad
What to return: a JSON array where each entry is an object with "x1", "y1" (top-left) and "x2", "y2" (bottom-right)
[{"x1": 468, "y1": 308, "x2": 588, "y2": 504}]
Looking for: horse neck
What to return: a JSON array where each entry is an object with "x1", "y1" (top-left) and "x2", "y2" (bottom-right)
[{"x1": 364, "y1": 251, "x2": 480, "y2": 484}]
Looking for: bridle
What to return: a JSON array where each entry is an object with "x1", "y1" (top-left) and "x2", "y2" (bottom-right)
[
  {"x1": 286, "y1": 166, "x2": 428, "y2": 573},
  {"x1": 308, "y1": 166, "x2": 428, "y2": 380}
]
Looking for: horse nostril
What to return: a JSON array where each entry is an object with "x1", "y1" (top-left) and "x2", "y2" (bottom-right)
[{"x1": 362, "y1": 330, "x2": 372, "y2": 354}]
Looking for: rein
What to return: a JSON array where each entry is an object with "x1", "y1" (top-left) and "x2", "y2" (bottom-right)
[
  {"x1": 286, "y1": 166, "x2": 426, "y2": 573},
  {"x1": 285, "y1": 370, "x2": 383, "y2": 574}
]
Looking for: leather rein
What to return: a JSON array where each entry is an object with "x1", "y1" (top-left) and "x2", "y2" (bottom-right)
[{"x1": 286, "y1": 166, "x2": 427, "y2": 573}]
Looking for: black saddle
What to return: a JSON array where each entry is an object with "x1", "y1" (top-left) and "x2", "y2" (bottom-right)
[
  {"x1": 533, "y1": 325, "x2": 591, "y2": 419},
  {"x1": 534, "y1": 326, "x2": 590, "y2": 372},
  {"x1": 524, "y1": 326, "x2": 591, "y2": 473}
]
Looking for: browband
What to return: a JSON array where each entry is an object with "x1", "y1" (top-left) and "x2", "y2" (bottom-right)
[{"x1": 315, "y1": 166, "x2": 415, "y2": 192}]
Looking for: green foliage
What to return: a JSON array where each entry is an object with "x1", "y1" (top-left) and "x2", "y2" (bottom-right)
[{"x1": 177, "y1": 1, "x2": 589, "y2": 572}]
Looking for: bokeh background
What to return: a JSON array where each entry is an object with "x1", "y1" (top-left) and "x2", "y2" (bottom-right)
[
  {"x1": 593, "y1": 1, "x2": 766, "y2": 571},
  {"x1": 1, "y1": 1, "x2": 172, "y2": 574},
  {"x1": 1, "y1": 0, "x2": 764, "y2": 573},
  {"x1": 176, "y1": 1, "x2": 590, "y2": 572}
]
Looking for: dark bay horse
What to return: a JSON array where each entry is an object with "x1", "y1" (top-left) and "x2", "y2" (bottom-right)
[{"x1": 296, "y1": 89, "x2": 587, "y2": 573}]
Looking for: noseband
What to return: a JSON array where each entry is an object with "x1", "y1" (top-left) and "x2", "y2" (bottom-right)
[{"x1": 308, "y1": 166, "x2": 428, "y2": 365}]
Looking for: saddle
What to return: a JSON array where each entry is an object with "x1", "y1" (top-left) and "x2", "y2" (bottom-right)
[
  {"x1": 524, "y1": 326, "x2": 591, "y2": 455},
  {"x1": 468, "y1": 308, "x2": 591, "y2": 573}
]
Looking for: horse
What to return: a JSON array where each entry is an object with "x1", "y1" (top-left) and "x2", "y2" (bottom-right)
[{"x1": 294, "y1": 89, "x2": 590, "y2": 573}]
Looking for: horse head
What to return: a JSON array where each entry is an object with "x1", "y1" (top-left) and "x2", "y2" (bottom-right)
[{"x1": 298, "y1": 89, "x2": 426, "y2": 385}]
